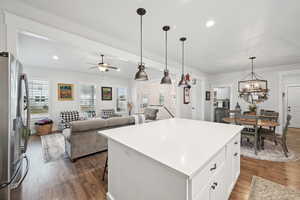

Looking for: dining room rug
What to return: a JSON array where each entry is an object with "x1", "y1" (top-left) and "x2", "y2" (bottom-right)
[
  {"x1": 248, "y1": 176, "x2": 300, "y2": 200},
  {"x1": 40, "y1": 133, "x2": 67, "y2": 163},
  {"x1": 241, "y1": 140, "x2": 299, "y2": 162}
]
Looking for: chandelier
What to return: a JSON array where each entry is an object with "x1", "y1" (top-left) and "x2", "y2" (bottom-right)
[{"x1": 238, "y1": 56, "x2": 269, "y2": 104}]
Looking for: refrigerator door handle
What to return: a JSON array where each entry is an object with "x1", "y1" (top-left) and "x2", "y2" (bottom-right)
[
  {"x1": 0, "y1": 154, "x2": 29, "y2": 190},
  {"x1": 17, "y1": 73, "x2": 31, "y2": 154},
  {"x1": 11, "y1": 155, "x2": 29, "y2": 189}
]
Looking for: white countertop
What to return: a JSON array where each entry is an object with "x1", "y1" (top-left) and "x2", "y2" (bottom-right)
[{"x1": 98, "y1": 118, "x2": 243, "y2": 177}]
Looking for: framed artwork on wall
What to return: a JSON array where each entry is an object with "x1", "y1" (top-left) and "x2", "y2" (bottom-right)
[
  {"x1": 58, "y1": 83, "x2": 74, "y2": 101},
  {"x1": 205, "y1": 91, "x2": 211, "y2": 101},
  {"x1": 102, "y1": 87, "x2": 113, "y2": 101},
  {"x1": 183, "y1": 87, "x2": 190, "y2": 104}
]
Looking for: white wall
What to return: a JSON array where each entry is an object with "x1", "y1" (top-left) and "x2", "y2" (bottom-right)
[
  {"x1": 24, "y1": 66, "x2": 130, "y2": 130},
  {"x1": 0, "y1": 11, "x2": 5, "y2": 51}
]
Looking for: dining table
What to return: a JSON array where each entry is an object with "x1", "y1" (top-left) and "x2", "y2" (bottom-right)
[
  {"x1": 222, "y1": 116, "x2": 280, "y2": 127},
  {"x1": 222, "y1": 115, "x2": 280, "y2": 153}
]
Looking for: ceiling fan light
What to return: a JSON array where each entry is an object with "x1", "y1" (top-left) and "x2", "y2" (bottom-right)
[
  {"x1": 161, "y1": 69, "x2": 172, "y2": 84},
  {"x1": 135, "y1": 64, "x2": 149, "y2": 81}
]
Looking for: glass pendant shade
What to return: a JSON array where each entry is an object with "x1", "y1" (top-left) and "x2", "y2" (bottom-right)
[
  {"x1": 134, "y1": 8, "x2": 149, "y2": 81},
  {"x1": 161, "y1": 25, "x2": 172, "y2": 84},
  {"x1": 238, "y1": 57, "x2": 269, "y2": 104},
  {"x1": 135, "y1": 64, "x2": 149, "y2": 81}
]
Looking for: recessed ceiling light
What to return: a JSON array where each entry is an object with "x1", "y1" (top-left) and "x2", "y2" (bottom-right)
[
  {"x1": 206, "y1": 20, "x2": 215, "y2": 28},
  {"x1": 52, "y1": 55, "x2": 59, "y2": 60}
]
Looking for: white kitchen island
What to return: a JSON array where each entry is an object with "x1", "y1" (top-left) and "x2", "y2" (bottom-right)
[{"x1": 98, "y1": 118, "x2": 243, "y2": 200}]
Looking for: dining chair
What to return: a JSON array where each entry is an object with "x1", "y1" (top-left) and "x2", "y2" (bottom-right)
[
  {"x1": 226, "y1": 110, "x2": 241, "y2": 124},
  {"x1": 243, "y1": 111, "x2": 256, "y2": 115},
  {"x1": 259, "y1": 111, "x2": 279, "y2": 146},
  {"x1": 237, "y1": 115, "x2": 260, "y2": 155},
  {"x1": 260, "y1": 115, "x2": 292, "y2": 157},
  {"x1": 260, "y1": 109, "x2": 276, "y2": 115}
]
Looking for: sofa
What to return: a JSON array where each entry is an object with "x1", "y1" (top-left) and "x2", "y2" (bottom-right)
[
  {"x1": 100, "y1": 109, "x2": 122, "y2": 119},
  {"x1": 62, "y1": 116, "x2": 135, "y2": 161},
  {"x1": 59, "y1": 110, "x2": 81, "y2": 130}
]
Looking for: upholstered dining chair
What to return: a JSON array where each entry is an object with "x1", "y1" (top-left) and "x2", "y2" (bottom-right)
[
  {"x1": 237, "y1": 115, "x2": 260, "y2": 155},
  {"x1": 259, "y1": 111, "x2": 279, "y2": 145},
  {"x1": 260, "y1": 114, "x2": 292, "y2": 157}
]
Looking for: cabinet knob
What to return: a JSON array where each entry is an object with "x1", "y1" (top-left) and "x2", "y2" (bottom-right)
[
  {"x1": 210, "y1": 163, "x2": 217, "y2": 171},
  {"x1": 234, "y1": 152, "x2": 238, "y2": 156},
  {"x1": 211, "y1": 182, "x2": 218, "y2": 190},
  {"x1": 234, "y1": 141, "x2": 238, "y2": 145}
]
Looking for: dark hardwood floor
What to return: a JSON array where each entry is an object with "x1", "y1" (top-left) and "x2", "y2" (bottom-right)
[{"x1": 12, "y1": 128, "x2": 300, "y2": 200}]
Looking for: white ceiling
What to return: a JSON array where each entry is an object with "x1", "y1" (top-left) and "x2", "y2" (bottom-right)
[
  {"x1": 18, "y1": 33, "x2": 163, "y2": 79},
  {"x1": 15, "y1": 0, "x2": 300, "y2": 74}
]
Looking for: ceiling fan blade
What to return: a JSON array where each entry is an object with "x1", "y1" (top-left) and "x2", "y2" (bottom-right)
[
  {"x1": 89, "y1": 66, "x2": 98, "y2": 70},
  {"x1": 87, "y1": 62, "x2": 98, "y2": 65},
  {"x1": 107, "y1": 66, "x2": 119, "y2": 70}
]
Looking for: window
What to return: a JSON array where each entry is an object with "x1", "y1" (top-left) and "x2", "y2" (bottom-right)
[
  {"x1": 80, "y1": 85, "x2": 96, "y2": 113},
  {"x1": 116, "y1": 88, "x2": 127, "y2": 112},
  {"x1": 28, "y1": 80, "x2": 49, "y2": 115}
]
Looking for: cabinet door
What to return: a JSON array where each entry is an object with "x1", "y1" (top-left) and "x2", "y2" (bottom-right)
[
  {"x1": 210, "y1": 166, "x2": 226, "y2": 200},
  {"x1": 232, "y1": 150, "x2": 240, "y2": 183},
  {"x1": 194, "y1": 185, "x2": 210, "y2": 200}
]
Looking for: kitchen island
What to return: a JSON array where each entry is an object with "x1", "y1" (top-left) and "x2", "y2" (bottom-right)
[{"x1": 98, "y1": 118, "x2": 243, "y2": 200}]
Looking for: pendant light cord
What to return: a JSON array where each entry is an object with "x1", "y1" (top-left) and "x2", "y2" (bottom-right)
[
  {"x1": 140, "y1": 14, "x2": 143, "y2": 65},
  {"x1": 251, "y1": 58, "x2": 254, "y2": 80},
  {"x1": 165, "y1": 30, "x2": 168, "y2": 70},
  {"x1": 182, "y1": 40, "x2": 184, "y2": 75}
]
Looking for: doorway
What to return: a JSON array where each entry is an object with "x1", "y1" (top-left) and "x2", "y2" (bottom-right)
[
  {"x1": 212, "y1": 86, "x2": 231, "y2": 122},
  {"x1": 287, "y1": 85, "x2": 300, "y2": 128}
]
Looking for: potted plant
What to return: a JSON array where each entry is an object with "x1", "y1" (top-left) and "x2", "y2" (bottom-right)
[{"x1": 248, "y1": 104, "x2": 257, "y2": 113}]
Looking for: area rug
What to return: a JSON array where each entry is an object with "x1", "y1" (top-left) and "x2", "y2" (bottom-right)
[
  {"x1": 241, "y1": 140, "x2": 299, "y2": 162},
  {"x1": 40, "y1": 133, "x2": 66, "y2": 163},
  {"x1": 248, "y1": 176, "x2": 300, "y2": 200}
]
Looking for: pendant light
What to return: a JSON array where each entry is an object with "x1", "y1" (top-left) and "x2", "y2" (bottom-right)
[
  {"x1": 178, "y1": 37, "x2": 188, "y2": 87},
  {"x1": 160, "y1": 26, "x2": 172, "y2": 84},
  {"x1": 134, "y1": 8, "x2": 149, "y2": 81},
  {"x1": 238, "y1": 56, "x2": 269, "y2": 104}
]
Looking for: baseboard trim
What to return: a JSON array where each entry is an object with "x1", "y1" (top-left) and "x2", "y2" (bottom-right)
[{"x1": 107, "y1": 192, "x2": 114, "y2": 200}]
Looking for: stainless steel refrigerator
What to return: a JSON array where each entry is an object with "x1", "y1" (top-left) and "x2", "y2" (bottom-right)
[{"x1": 0, "y1": 52, "x2": 30, "y2": 200}]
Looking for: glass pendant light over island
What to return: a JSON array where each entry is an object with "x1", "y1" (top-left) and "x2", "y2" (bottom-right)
[
  {"x1": 160, "y1": 25, "x2": 172, "y2": 84},
  {"x1": 178, "y1": 37, "x2": 188, "y2": 87},
  {"x1": 134, "y1": 8, "x2": 149, "y2": 81}
]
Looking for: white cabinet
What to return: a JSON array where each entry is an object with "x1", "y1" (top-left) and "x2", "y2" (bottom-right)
[
  {"x1": 192, "y1": 134, "x2": 241, "y2": 200},
  {"x1": 214, "y1": 87, "x2": 230, "y2": 100},
  {"x1": 100, "y1": 119, "x2": 242, "y2": 200},
  {"x1": 209, "y1": 166, "x2": 226, "y2": 200},
  {"x1": 194, "y1": 185, "x2": 210, "y2": 200},
  {"x1": 226, "y1": 134, "x2": 241, "y2": 196},
  {"x1": 231, "y1": 136, "x2": 241, "y2": 184}
]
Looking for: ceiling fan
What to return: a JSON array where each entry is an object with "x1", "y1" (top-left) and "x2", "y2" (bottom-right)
[{"x1": 88, "y1": 54, "x2": 120, "y2": 72}]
